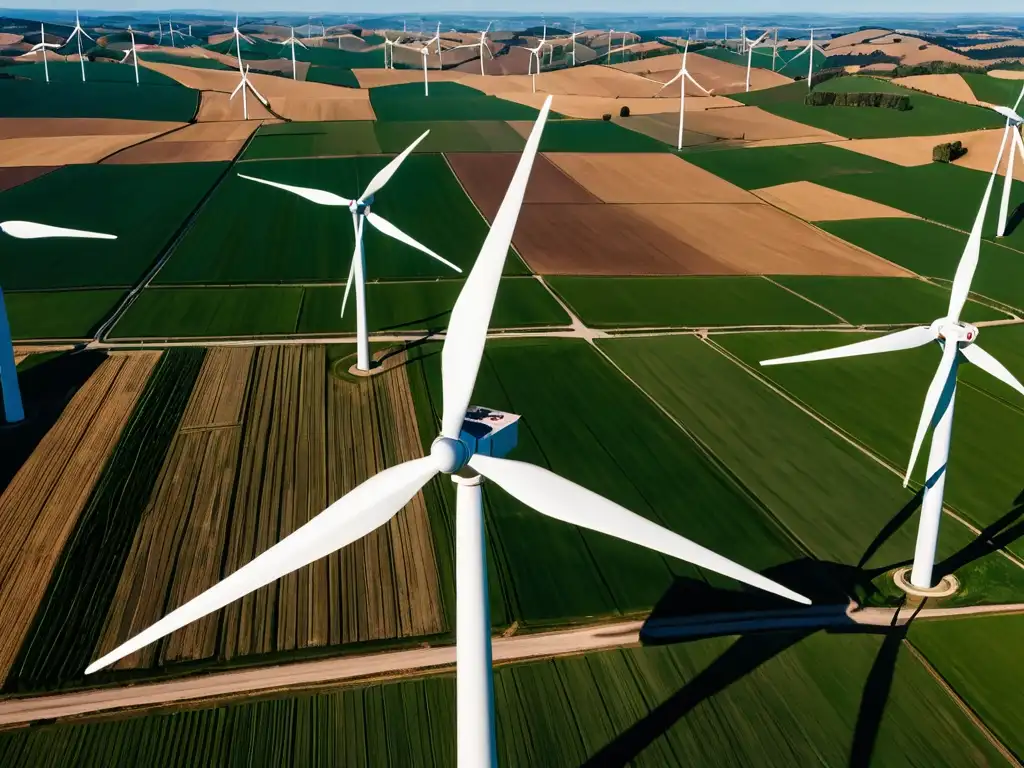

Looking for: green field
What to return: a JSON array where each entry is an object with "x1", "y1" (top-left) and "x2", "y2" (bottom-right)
[
  {"x1": 0, "y1": 633, "x2": 1006, "y2": 766},
  {"x1": 110, "y1": 287, "x2": 304, "y2": 338},
  {"x1": 0, "y1": 78, "x2": 199, "y2": 121},
  {"x1": 4, "y1": 289, "x2": 124, "y2": 339},
  {"x1": 547, "y1": 276, "x2": 835, "y2": 328},
  {"x1": 408, "y1": 338, "x2": 808, "y2": 626},
  {"x1": 297, "y1": 45, "x2": 386, "y2": 69},
  {"x1": 242, "y1": 121, "x2": 382, "y2": 159},
  {"x1": 911, "y1": 614, "x2": 1024, "y2": 759},
  {"x1": 769, "y1": 276, "x2": 1008, "y2": 325},
  {"x1": 960, "y1": 72, "x2": 1024, "y2": 106},
  {"x1": 297, "y1": 278, "x2": 569, "y2": 334},
  {"x1": 155, "y1": 155, "x2": 529, "y2": 285},
  {"x1": 735, "y1": 77, "x2": 1003, "y2": 138},
  {"x1": 370, "y1": 82, "x2": 542, "y2": 121},
  {"x1": 0, "y1": 162, "x2": 228, "y2": 290},
  {"x1": 139, "y1": 51, "x2": 234, "y2": 69},
  {"x1": 695, "y1": 46, "x2": 825, "y2": 76},
  {"x1": 7, "y1": 60, "x2": 184, "y2": 85},
  {"x1": 374, "y1": 120, "x2": 527, "y2": 153},
  {"x1": 718, "y1": 331, "x2": 1024, "y2": 557},
  {"x1": 598, "y1": 335, "x2": 1024, "y2": 604},
  {"x1": 820, "y1": 218, "x2": 1024, "y2": 312},
  {"x1": 305, "y1": 64, "x2": 360, "y2": 87},
  {"x1": 531, "y1": 118, "x2": 673, "y2": 152},
  {"x1": 683, "y1": 142, "x2": 898, "y2": 190}
]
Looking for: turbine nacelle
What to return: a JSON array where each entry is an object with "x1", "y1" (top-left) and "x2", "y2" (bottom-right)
[
  {"x1": 431, "y1": 407, "x2": 521, "y2": 474},
  {"x1": 349, "y1": 194, "x2": 374, "y2": 214},
  {"x1": 933, "y1": 318, "x2": 978, "y2": 345}
]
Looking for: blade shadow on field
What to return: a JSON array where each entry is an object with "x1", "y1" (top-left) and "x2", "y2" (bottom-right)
[
  {"x1": 1004, "y1": 203, "x2": 1024, "y2": 238},
  {"x1": 933, "y1": 487, "x2": 1024, "y2": 579},
  {"x1": 856, "y1": 489, "x2": 924, "y2": 571}
]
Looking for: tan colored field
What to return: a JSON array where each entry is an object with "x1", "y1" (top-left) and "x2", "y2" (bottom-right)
[
  {"x1": 616, "y1": 52, "x2": 792, "y2": 94},
  {"x1": 158, "y1": 120, "x2": 260, "y2": 142},
  {"x1": 0, "y1": 118, "x2": 183, "y2": 139},
  {"x1": 104, "y1": 139, "x2": 245, "y2": 164},
  {"x1": 837, "y1": 129, "x2": 1020, "y2": 177},
  {"x1": 753, "y1": 181, "x2": 918, "y2": 221},
  {"x1": 0, "y1": 33, "x2": 23, "y2": 45},
  {"x1": 96, "y1": 346, "x2": 444, "y2": 670},
  {"x1": 0, "y1": 134, "x2": 166, "y2": 167},
  {"x1": 195, "y1": 90, "x2": 275, "y2": 121},
  {"x1": 892, "y1": 74, "x2": 982, "y2": 104},
  {"x1": 12, "y1": 353, "x2": 28, "y2": 367},
  {"x1": 824, "y1": 29, "x2": 899, "y2": 49},
  {"x1": 684, "y1": 105, "x2": 844, "y2": 142},
  {"x1": 465, "y1": 66, "x2": 667, "y2": 98},
  {"x1": 959, "y1": 39, "x2": 1024, "y2": 51},
  {"x1": 0, "y1": 351, "x2": 160, "y2": 686},
  {"x1": 352, "y1": 68, "x2": 469, "y2": 87},
  {"x1": 829, "y1": 38, "x2": 975, "y2": 66},
  {"x1": 627, "y1": 203, "x2": 910, "y2": 276},
  {"x1": 988, "y1": 69, "x2": 1024, "y2": 80},
  {"x1": 547, "y1": 152, "x2": 757, "y2": 204}
]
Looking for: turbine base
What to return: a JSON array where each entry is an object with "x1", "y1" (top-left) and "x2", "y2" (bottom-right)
[{"x1": 893, "y1": 568, "x2": 959, "y2": 599}]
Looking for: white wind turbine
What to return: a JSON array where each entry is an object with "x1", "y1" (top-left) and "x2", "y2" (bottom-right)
[
  {"x1": 411, "y1": 23, "x2": 442, "y2": 96},
  {"x1": 761, "y1": 148, "x2": 1024, "y2": 592},
  {"x1": 84, "y1": 97, "x2": 809, "y2": 768},
  {"x1": 451, "y1": 21, "x2": 493, "y2": 76},
  {"x1": 120, "y1": 26, "x2": 140, "y2": 85},
  {"x1": 231, "y1": 63, "x2": 268, "y2": 120},
  {"x1": 0, "y1": 220, "x2": 116, "y2": 424},
  {"x1": 382, "y1": 33, "x2": 399, "y2": 69},
  {"x1": 656, "y1": 40, "x2": 712, "y2": 151},
  {"x1": 66, "y1": 10, "x2": 94, "y2": 83},
  {"x1": 26, "y1": 23, "x2": 60, "y2": 84},
  {"x1": 237, "y1": 130, "x2": 459, "y2": 372},
  {"x1": 745, "y1": 30, "x2": 771, "y2": 92},
  {"x1": 788, "y1": 28, "x2": 826, "y2": 89},
  {"x1": 230, "y1": 14, "x2": 257, "y2": 60},
  {"x1": 526, "y1": 25, "x2": 549, "y2": 94},
  {"x1": 568, "y1": 22, "x2": 585, "y2": 67},
  {"x1": 989, "y1": 83, "x2": 1024, "y2": 238},
  {"x1": 280, "y1": 27, "x2": 307, "y2": 80}
]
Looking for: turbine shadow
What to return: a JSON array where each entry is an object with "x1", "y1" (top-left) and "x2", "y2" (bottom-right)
[
  {"x1": 933, "y1": 488, "x2": 1024, "y2": 579},
  {"x1": 1005, "y1": 202, "x2": 1024, "y2": 238},
  {"x1": 856, "y1": 489, "x2": 924, "y2": 570}
]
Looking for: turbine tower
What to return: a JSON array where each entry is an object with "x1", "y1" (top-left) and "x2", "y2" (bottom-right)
[
  {"x1": 412, "y1": 23, "x2": 441, "y2": 96},
  {"x1": 280, "y1": 27, "x2": 307, "y2": 80},
  {"x1": 120, "y1": 26, "x2": 140, "y2": 84},
  {"x1": 989, "y1": 83, "x2": 1024, "y2": 238},
  {"x1": 657, "y1": 40, "x2": 712, "y2": 151},
  {"x1": 745, "y1": 30, "x2": 771, "y2": 92},
  {"x1": 67, "y1": 10, "x2": 94, "y2": 83},
  {"x1": 452, "y1": 21, "x2": 493, "y2": 76},
  {"x1": 230, "y1": 63, "x2": 268, "y2": 120},
  {"x1": 568, "y1": 22, "x2": 585, "y2": 67},
  {"x1": 0, "y1": 220, "x2": 117, "y2": 423},
  {"x1": 230, "y1": 14, "x2": 257, "y2": 60},
  {"x1": 238, "y1": 130, "x2": 460, "y2": 372},
  {"x1": 760, "y1": 146, "x2": 1024, "y2": 591},
  {"x1": 788, "y1": 28, "x2": 826, "y2": 89},
  {"x1": 84, "y1": 97, "x2": 809, "y2": 768},
  {"x1": 26, "y1": 23, "x2": 60, "y2": 83},
  {"x1": 526, "y1": 24, "x2": 549, "y2": 94}
]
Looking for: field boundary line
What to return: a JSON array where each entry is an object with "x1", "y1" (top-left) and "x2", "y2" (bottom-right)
[
  {"x1": 903, "y1": 639, "x2": 1023, "y2": 766},
  {"x1": 96, "y1": 122, "x2": 193, "y2": 165},
  {"x1": 760, "y1": 275, "x2": 852, "y2": 324},
  {"x1": 702, "y1": 336, "x2": 1024, "y2": 573}
]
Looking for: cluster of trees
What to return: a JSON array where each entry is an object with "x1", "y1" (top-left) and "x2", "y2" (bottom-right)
[
  {"x1": 826, "y1": 52, "x2": 901, "y2": 67},
  {"x1": 893, "y1": 60, "x2": 984, "y2": 77},
  {"x1": 805, "y1": 90, "x2": 912, "y2": 110},
  {"x1": 933, "y1": 140, "x2": 968, "y2": 163}
]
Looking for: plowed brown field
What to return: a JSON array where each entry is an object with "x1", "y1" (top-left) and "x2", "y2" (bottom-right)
[{"x1": 0, "y1": 166, "x2": 58, "y2": 192}]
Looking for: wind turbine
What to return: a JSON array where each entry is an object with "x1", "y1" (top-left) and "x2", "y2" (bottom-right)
[
  {"x1": 568, "y1": 22, "x2": 585, "y2": 67},
  {"x1": 410, "y1": 23, "x2": 441, "y2": 96},
  {"x1": 231, "y1": 14, "x2": 257, "y2": 60},
  {"x1": 280, "y1": 27, "x2": 307, "y2": 81},
  {"x1": 231, "y1": 64, "x2": 268, "y2": 120},
  {"x1": 84, "y1": 98, "x2": 809, "y2": 768},
  {"x1": 383, "y1": 33, "x2": 399, "y2": 69},
  {"x1": 26, "y1": 23, "x2": 60, "y2": 84},
  {"x1": 760, "y1": 148, "x2": 1024, "y2": 592},
  {"x1": 120, "y1": 26, "x2": 140, "y2": 84},
  {"x1": 66, "y1": 10, "x2": 94, "y2": 83},
  {"x1": 451, "y1": 21, "x2": 493, "y2": 76},
  {"x1": 745, "y1": 30, "x2": 771, "y2": 92},
  {"x1": 657, "y1": 40, "x2": 712, "y2": 151},
  {"x1": 788, "y1": 28, "x2": 826, "y2": 89},
  {"x1": 0, "y1": 220, "x2": 116, "y2": 424},
  {"x1": 526, "y1": 24, "x2": 549, "y2": 94},
  {"x1": 988, "y1": 83, "x2": 1024, "y2": 238},
  {"x1": 237, "y1": 130, "x2": 460, "y2": 372}
]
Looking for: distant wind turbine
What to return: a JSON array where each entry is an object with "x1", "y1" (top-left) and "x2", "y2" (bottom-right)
[
  {"x1": 84, "y1": 99, "x2": 809, "y2": 768},
  {"x1": 280, "y1": 27, "x2": 307, "y2": 80},
  {"x1": 120, "y1": 26, "x2": 140, "y2": 84},
  {"x1": 788, "y1": 28, "x2": 826, "y2": 89},
  {"x1": 400, "y1": 23, "x2": 441, "y2": 96},
  {"x1": 452, "y1": 21, "x2": 493, "y2": 76},
  {"x1": 745, "y1": 30, "x2": 771, "y2": 92},
  {"x1": 568, "y1": 23, "x2": 585, "y2": 67},
  {"x1": 237, "y1": 130, "x2": 460, "y2": 372},
  {"x1": 760, "y1": 148, "x2": 1024, "y2": 592},
  {"x1": 656, "y1": 40, "x2": 712, "y2": 151},
  {"x1": 231, "y1": 14, "x2": 257, "y2": 60},
  {"x1": 67, "y1": 10, "x2": 94, "y2": 83},
  {"x1": 26, "y1": 23, "x2": 60, "y2": 83},
  {"x1": 526, "y1": 24, "x2": 549, "y2": 94},
  {"x1": 383, "y1": 33, "x2": 399, "y2": 69},
  {"x1": 231, "y1": 63, "x2": 268, "y2": 120},
  {"x1": 988, "y1": 83, "x2": 1024, "y2": 238}
]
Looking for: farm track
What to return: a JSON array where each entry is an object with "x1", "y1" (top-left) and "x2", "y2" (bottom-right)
[{"x1": 1, "y1": 601, "x2": 1022, "y2": 729}]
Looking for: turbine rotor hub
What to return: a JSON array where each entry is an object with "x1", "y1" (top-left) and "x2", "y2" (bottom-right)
[
  {"x1": 430, "y1": 436, "x2": 471, "y2": 474},
  {"x1": 934, "y1": 319, "x2": 978, "y2": 345}
]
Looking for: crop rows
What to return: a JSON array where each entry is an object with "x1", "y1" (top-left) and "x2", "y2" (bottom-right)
[{"x1": 0, "y1": 632, "x2": 1003, "y2": 766}]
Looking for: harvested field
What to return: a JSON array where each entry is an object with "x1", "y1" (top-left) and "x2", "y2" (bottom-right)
[
  {"x1": 352, "y1": 68, "x2": 469, "y2": 88},
  {"x1": 624, "y1": 51, "x2": 792, "y2": 94},
  {"x1": 546, "y1": 153, "x2": 756, "y2": 204},
  {"x1": 103, "y1": 139, "x2": 245, "y2": 164},
  {"x1": 893, "y1": 74, "x2": 983, "y2": 104},
  {"x1": 179, "y1": 347, "x2": 255, "y2": 430},
  {"x1": 0, "y1": 166, "x2": 57, "y2": 192},
  {"x1": 752, "y1": 181, "x2": 918, "y2": 221},
  {"x1": 625, "y1": 203, "x2": 911, "y2": 276},
  {"x1": 465, "y1": 66, "x2": 667, "y2": 98},
  {"x1": 988, "y1": 69, "x2": 1024, "y2": 80},
  {"x1": 0, "y1": 135, "x2": 167, "y2": 167},
  {"x1": 155, "y1": 121, "x2": 261, "y2": 142},
  {"x1": 0, "y1": 118, "x2": 184, "y2": 139},
  {"x1": 682, "y1": 105, "x2": 844, "y2": 142},
  {"x1": 195, "y1": 91, "x2": 275, "y2": 122},
  {"x1": 0, "y1": 351, "x2": 160, "y2": 686},
  {"x1": 445, "y1": 152, "x2": 598, "y2": 218},
  {"x1": 483, "y1": 93, "x2": 697, "y2": 119}
]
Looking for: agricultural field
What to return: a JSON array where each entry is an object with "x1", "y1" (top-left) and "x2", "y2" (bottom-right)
[
  {"x1": 369, "y1": 82, "x2": 542, "y2": 121},
  {"x1": 521, "y1": 118, "x2": 674, "y2": 152},
  {"x1": 547, "y1": 276, "x2": 836, "y2": 327},
  {"x1": 154, "y1": 155, "x2": 529, "y2": 285},
  {"x1": 734, "y1": 77, "x2": 1003, "y2": 138},
  {"x1": 719, "y1": 331, "x2": 1024, "y2": 559},
  {"x1": 8, "y1": 60, "x2": 182, "y2": 85},
  {"x1": 960, "y1": 72, "x2": 1024, "y2": 106},
  {"x1": 820, "y1": 218, "x2": 1024, "y2": 312},
  {"x1": 0, "y1": 162, "x2": 228, "y2": 290},
  {"x1": 0, "y1": 632, "x2": 1007, "y2": 766},
  {"x1": 305, "y1": 65, "x2": 361, "y2": 87},
  {"x1": 0, "y1": 79, "x2": 199, "y2": 122},
  {"x1": 598, "y1": 334, "x2": 1024, "y2": 604},
  {"x1": 4, "y1": 289, "x2": 125, "y2": 340}
]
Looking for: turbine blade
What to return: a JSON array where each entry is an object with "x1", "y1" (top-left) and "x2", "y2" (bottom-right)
[
  {"x1": 1014, "y1": 82, "x2": 1024, "y2": 113},
  {"x1": 247, "y1": 80, "x2": 269, "y2": 106},
  {"x1": 961, "y1": 343, "x2": 1024, "y2": 399},
  {"x1": 660, "y1": 71, "x2": 683, "y2": 89},
  {"x1": 439, "y1": 96, "x2": 552, "y2": 440},
  {"x1": 0, "y1": 221, "x2": 116, "y2": 240},
  {"x1": 237, "y1": 174, "x2": 351, "y2": 206},
  {"x1": 684, "y1": 71, "x2": 712, "y2": 95},
  {"x1": 470, "y1": 454, "x2": 810, "y2": 605},
  {"x1": 358, "y1": 130, "x2": 431, "y2": 202},
  {"x1": 904, "y1": 341, "x2": 959, "y2": 487},
  {"x1": 230, "y1": 78, "x2": 244, "y2": 98},
  {"x1": 788, "y1": 46, "x2": 809, "y2": 62},
  {"x1": 85, "y1": 456, "x2": 439, "y2": 674},
  {"x1": 761, "y1": 326, "x2": 935, "y2": 367},
  {"x1": 364, "y1": 212, "x2": 461, "y2": 273}
]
